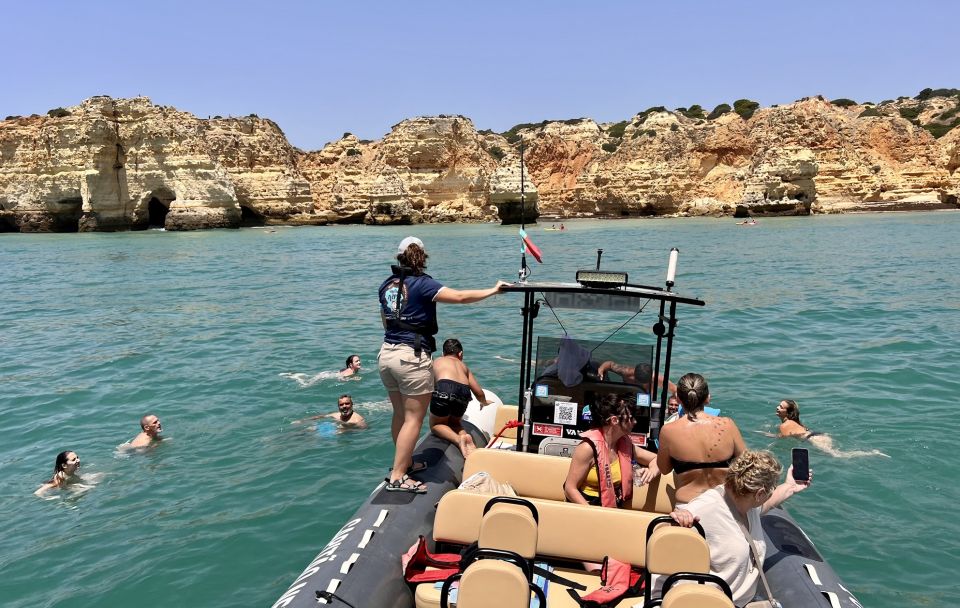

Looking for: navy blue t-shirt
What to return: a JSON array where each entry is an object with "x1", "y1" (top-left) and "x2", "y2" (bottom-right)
[{"x1": 378, "y1": 272, "x2": 445, "y2": 353}]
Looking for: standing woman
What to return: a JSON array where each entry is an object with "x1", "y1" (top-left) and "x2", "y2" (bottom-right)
[
  {"x1": 657, "y1": 373, "x2": 746, "y2": 504},
  {"x1": 35, "y1": 451, "x2": 81, "y2": 495},
  {"x1": 378, "y1": 237, "x2": 506, "y2": 493}
]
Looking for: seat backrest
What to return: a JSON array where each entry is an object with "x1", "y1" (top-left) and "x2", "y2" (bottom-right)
[
  {"x1": 478, "y1": 501, "x2": 538, "y2": 559},
  {"x1": 646, "y1": 525, "x2": 710, "y2": 577},
  {"x1": 462, "y1": 448, "x2": 677, "y2": 512},
  {"x1": 448, "y1": 560, "x2": 531, "y2": 608},
  {"x1": 435, "y1": 491, "x2": 654, "y2": 565},
  {"x1": 661, "y1": 584, "x2": 735, "y2": 608}
]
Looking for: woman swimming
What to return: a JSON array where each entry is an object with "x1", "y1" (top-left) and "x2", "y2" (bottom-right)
[
  {"x1": 775, "y1": 399, "x2": 888, "y2": 458},
  {"x1": 35, "y1": 451, "x2": 82, "y2": 495}
]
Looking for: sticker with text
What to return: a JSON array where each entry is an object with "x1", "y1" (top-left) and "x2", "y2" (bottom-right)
[
  {"x1": 534, "y1": 384, "x2": 549, "y2": 397},
  {"x1": 636, "y1": 393, "x2": 650, "y2": 407},
  {"x1": 630, "y1": 433, "x2": 648, "y2": 447},
  {"x1": 533, "y1": 423, "x2": 563, "y2": 437}
]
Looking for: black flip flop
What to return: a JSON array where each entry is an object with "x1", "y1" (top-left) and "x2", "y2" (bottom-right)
[{"x1": 384, "y1": 475, "x2": 427, "y2": 494}]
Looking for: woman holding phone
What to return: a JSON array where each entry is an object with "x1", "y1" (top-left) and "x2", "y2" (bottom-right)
[{"x1": 667, "y1": 450, "x2": 812, "y2": 606}]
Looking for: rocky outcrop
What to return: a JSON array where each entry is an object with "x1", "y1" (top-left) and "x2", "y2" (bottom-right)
[
  {"x1": 2, "y1": 92, "x2": 958, "y2": 232},
  {"x1": 0, "y1": 97, "x2": 308, "y2": 232}
]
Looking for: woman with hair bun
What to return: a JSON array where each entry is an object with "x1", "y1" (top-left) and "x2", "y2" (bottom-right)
[
  {"x1": 668, "y1": 450, "x2": 812, "y2": 606},
  {"x1": 656, "y1": 373, "x2": 746, "y2": 504}
]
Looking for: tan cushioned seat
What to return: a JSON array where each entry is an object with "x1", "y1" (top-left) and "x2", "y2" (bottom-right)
[
  {"x1": 453, "y1": 559, "x2": 532, "y2": 608},
  {"x1": 661, "y1": 583, "x2": 735, "y2": 608},
  {"x1": 479, "y1": 502, "x2": 538, "y2": 559},
  {"x1": 462, "y1": 448, "x2": 677, "y2": 513},
  {"x1": 436, "y1": 491, "x2": 655, "y2": 565},
  {"x1": 646, "y1": 525, "x2": 710, "y2": 576}
]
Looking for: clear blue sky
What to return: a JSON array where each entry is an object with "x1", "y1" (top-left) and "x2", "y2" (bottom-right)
[{"x1": 3, "y1": 0, "x2": 957, "y2": 150}]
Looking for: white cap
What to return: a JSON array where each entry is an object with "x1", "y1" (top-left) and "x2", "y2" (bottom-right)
[{"x1": 397, "y1": 236, "x2": 424, "y2": 255}]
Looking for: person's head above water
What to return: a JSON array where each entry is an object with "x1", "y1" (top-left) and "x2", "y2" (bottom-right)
[
  {"x1": 140, "y1": 414, "x2": 162, "y2": 438},
  {"x1": 676, "y1": 373, "x2": 709, "y2": 418},
  {"x1": 344, "y1": 355, "x2": 361, "y2": 371},
  {"x1": 667, "y1": 393, "x2": 680, "y2": 415},
  {"x1": 442, "y1": 338, "x2": 463, "y2": 358},
  {"x1": 53, "y1": 450, "x2": 80, "y2": 478},
  {"x1": 337, "y1": 394, "x2": 354, "y2": 416},
  {"x1": 396, "y1": 236, "x2": 428, "y2": 274},
  {"x1": 777, "y1": 399, "x2": 800, "y2": 422}
]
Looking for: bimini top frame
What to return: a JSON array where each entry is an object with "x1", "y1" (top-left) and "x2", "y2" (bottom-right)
[{"x1": 500, "y1": 279, "x2": 705, "y2": 447}]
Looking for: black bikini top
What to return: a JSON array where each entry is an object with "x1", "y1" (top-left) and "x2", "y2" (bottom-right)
[{"x1": 670, "y1": 455, "x2": 734, "y2": 475}]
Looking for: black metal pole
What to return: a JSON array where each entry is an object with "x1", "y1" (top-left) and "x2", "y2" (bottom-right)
[{"x1": 652, "y1": 300, "x2": 678, "y2": 446}]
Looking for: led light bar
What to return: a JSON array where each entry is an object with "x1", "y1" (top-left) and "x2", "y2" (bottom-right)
[{"x1": 576, "y1": 270, "x2": 628, "y2": 288}]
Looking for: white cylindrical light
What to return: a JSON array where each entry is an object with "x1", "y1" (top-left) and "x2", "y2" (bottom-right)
[{"x1": 666, "y1": 248, "x2": 679, "y2": 285}]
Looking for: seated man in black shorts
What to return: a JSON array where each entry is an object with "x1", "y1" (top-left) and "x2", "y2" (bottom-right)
[{"x1": 429, "y1": 338, "x2": 492, "y2": 458}]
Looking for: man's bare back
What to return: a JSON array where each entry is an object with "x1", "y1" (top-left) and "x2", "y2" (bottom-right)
[{"x1": 433, "y1": 354, "x2": 471, "y2": 385}]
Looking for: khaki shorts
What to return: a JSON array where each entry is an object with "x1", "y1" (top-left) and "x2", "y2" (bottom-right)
[{"x1": 378, "y1": 342, "x2": 434, "y2": 395}]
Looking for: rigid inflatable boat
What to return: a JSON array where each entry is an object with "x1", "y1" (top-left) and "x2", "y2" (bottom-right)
[{"x1": 274, "y1": 254, "x2": 863, "y2": 608}]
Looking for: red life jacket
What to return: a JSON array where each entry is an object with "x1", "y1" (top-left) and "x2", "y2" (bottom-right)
[
  {"x1": 566, "y1": 557, "x2": 644, "y2": 608},
  {"x1": 580, "y1": 429, "x2": 634, "y2": 508}
]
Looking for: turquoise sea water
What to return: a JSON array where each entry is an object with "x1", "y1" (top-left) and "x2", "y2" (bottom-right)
[{"x1": 2, "y1": 214, "x2": 959, "y2": 608}]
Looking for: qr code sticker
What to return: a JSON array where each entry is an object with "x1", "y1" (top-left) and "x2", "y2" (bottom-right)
[{"x1": 554, "y1": 401, "x2": 578, "y2": 425}]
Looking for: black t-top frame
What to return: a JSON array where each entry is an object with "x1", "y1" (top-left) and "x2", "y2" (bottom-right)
[{"x1": 500, "y1": 281, "x2": 705, "y2": 448}]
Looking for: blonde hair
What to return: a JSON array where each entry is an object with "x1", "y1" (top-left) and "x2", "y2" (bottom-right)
[{"x1": 725, "y1": 450, "x2": 782, "y2": 497}]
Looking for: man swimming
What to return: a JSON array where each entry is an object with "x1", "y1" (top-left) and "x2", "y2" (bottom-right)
[
  {"x1": 127, "y1": 414, "x2": 164, "y2": 448},
  {"x1": 429, "y1": 338, "x2": 491, "y2": 458},
  {"x1": 295, "y1": 394, "x2": 368, "y2": 430}
]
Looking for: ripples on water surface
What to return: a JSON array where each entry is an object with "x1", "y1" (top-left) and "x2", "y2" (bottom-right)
[{"x1": 2, "y1": 214, "x2": 959, "y2": 607}]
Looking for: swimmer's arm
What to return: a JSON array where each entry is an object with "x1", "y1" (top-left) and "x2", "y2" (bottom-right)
[
  {"x1": 290, "y1": 414, "x2": 326, "y2": 425},
  {"x1": 434, "y1": 281, "x2": 509, "y2": 304},
  {"x1": 34, "y1": 483, "x2": 54, "y2": 496}
]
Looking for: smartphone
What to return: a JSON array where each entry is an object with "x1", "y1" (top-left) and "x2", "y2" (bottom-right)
[{"x1": 792, "y1": 448, "x2": 810, "y2": 482}]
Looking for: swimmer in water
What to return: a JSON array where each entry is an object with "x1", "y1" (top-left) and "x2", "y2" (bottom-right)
[
  {"x1": 125, "y1": 413, "x2": 164, "y2": 448},
  {"x1": 35, "y1": 451, "x2": 82, "y2": 495},
  {"x1": 663, "y1": 393, "x2": 681, "y2": 424},
  {"x1": 775, "y1": 399, "x2": 888, "y2": 458},
  {"x1": 295, "y1": 394, "x2": 368, "y2": 430},
  {"x1": 339, "y1": 355, "x2": 362, "y2": 379}
]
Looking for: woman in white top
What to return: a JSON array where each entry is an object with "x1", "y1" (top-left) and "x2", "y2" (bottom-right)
[{"x1": 668, "y1": 450, "x2": 811, "y2": 606}]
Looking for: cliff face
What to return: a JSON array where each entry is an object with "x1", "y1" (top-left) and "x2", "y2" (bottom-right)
[
  {"x1": 512, "y1": 97, "x2": 959, "y2": 218},
  {"x1": 0, "y1": 97, "x2": 308, "y2": 232},
  {"x1": 1, "y1": 94, "x2": 958, "y2": 232}
]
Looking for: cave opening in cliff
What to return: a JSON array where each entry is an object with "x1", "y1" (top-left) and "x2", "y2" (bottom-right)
[
  {"x1": 148, "y1": 197, "x2": 170, "y2": 228},
  {"x1": 0, "y1": 214, "x2": 16, "y2": 232},
  {"x1": 240, "y1": 205, "x2": 266, "y2": 227},
  {"x1": 53, "y1": 198, "x2": 83, "y2": 232}
]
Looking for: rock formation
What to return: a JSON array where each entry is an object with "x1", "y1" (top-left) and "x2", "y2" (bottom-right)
[{"x1": 1, "y1": 92, "x2": 958, "y2": 232}]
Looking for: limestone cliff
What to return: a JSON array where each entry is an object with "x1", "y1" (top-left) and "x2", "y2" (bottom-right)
[
  {"x1": 0, "y1": 97, "x2": 308, "y2": 231},
  {"x1": 1, "y1": 92, "x2": 958, "y2": 232}
]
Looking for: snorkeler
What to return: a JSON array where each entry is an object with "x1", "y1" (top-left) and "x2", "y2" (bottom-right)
[
  {"x1": 126, "y1": 414, "x2": 164, "y2": 448},
  {"x1": 35, "y1": 451, "x2": 82, "y2": 495}
]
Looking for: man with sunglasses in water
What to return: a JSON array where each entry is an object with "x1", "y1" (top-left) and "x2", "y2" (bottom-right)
[{"x1": 127, "y1": 413, "x2": 165, "y2": 448}]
